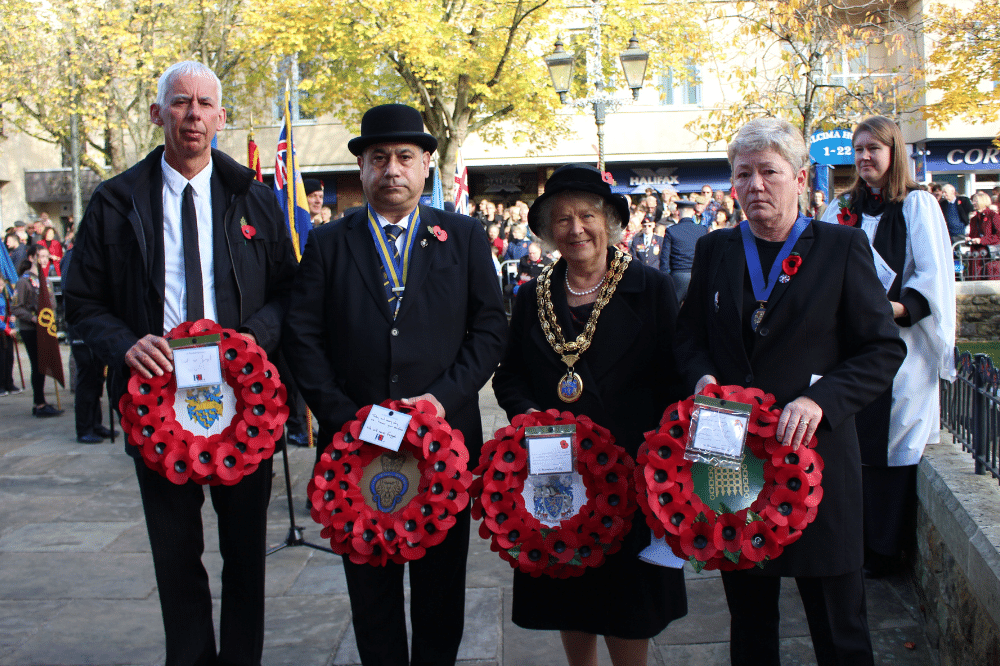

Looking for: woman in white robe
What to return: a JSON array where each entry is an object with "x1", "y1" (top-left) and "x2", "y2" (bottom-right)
[{"x1": 820, "y1": 116, "x2": 956, "y2": 575}]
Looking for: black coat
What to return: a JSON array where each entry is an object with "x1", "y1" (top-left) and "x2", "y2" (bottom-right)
[
  {"x1": 494, "y1": 256, "x2": 684, "y2": 461},
  {"x1": 675, "y1": 221, "x2": 905, "y2": 576},
  {"x1": 281, "y1": 205, "x2": 508, "y2": 461},
  {"x1": 493, "y1": 255, "x2": 688, "y2": 636},
  {"x1": 629, "y1": 233, "x2": 663, "y2": 267},
  {"x1": 64, "y1": 147, "x2": 297, "y2": 408}
]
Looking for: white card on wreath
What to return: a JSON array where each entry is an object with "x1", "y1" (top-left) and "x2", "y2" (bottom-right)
[
  {"x1": 527, "y1": 435, "x2": 574, "y2": 475},
  {"x1": 359, "y1": 405, "x2": 412, "y2": 452},
  {"x1": 173, "y1": 345, "x2": 223, "y2": 389}
]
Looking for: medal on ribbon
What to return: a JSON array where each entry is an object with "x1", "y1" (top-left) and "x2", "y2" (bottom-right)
[{"x1": 740, "y1": 217, "x2": 808, "y2": 332}]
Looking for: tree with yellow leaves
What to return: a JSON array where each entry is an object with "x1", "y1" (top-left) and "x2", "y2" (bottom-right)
[
  {"x1": 688, "y1": 0, "x2": 922, "y2": 148},
  {"x1": 0, "y1": 0, "x2": 273, "y2": 179},
  {"x1": 250, "y1": 0, "x2": 702, "y2": 195},
  {"x1": 925, "y1": 0, "x2": 1000, "y2": 139}
]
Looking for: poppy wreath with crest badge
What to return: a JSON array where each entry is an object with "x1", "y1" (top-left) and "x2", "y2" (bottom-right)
[
  {"x1": 308, "y1": 399, "x2": 472, "y2": 566},
  {"x1": 635, "y1": 384, "x2": 824, "y2": 571},
  {"x1": 470, "y1": 410, "x2": 636, "y2": 579},
  {"x1": 118, "y1": 320, "x2": 288, "y2": 485}
]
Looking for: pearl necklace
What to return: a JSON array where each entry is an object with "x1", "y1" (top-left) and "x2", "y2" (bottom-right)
[{"x1": 564, "y1": 272, "x2": 605, "y2": 297}]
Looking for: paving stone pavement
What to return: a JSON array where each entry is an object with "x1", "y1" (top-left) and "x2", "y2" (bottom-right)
[{"x1": 0, "y1": 346, "x2": 938, "y2": 665}]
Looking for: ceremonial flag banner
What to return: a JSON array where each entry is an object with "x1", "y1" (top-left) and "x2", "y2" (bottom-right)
[
  {"x1": 248, "y1": 134, "x2": 263, "y2": 183},
  {"x1": 0, "y1": 242, "x2": 17, "y2": 285},
  {"x1": 274, "y1": 89, "x2": 313, "y2": 260},
  {"x1": 431, "y1": 162, "x2": 445, "y2": 210},
  {"x1": 35, "y1": 272, "x2": 64, "y2": 387},
  {"x1": 453, "y1": 148, "x2": 469, "y2": 215}
]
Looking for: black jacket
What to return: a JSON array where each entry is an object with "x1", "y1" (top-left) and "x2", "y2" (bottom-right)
[
  {"x1": 675, "y1": 221, "x2": 905, "y2": 576},
  {"x1": 64, "y1": 147, "x2": 297, "y2": 407},
  {"x1": 282, "y1": 205, "x2": 508, "y2": 462}
]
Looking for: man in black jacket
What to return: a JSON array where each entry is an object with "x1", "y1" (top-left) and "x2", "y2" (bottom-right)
[
  {"x1": 282, "y1": 104, "x2": 507, "y2": 666},
  {"x1": 65, "y1": 61, "x2": 296, "y2": 666}
]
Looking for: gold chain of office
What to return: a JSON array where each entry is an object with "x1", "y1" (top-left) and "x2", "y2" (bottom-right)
[{"x1": 536, "y1": 249, "x2": 631, "y2": 402}]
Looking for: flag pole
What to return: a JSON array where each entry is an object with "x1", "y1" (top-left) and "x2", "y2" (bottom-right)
[{"x1": 283, "y1": 80, "x2": 301, "y2": 260}]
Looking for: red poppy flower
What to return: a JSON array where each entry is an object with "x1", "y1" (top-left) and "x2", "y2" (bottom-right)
[
  {"x1": 762, "y1": 488, "x2": 807, "y2": 528},
  {"x1": 836, "y1": 206, "x2": 858, "y2": 226},
  {"x1": 680, "y1": 518, "x2": 719, "y2": 561},
  {"x1": 241, "y1": 224, "x2": 256, "y2": 239},
  {"x1": 427, "y1": 225, "x2": 448, "y2": 242},
  {"x1": 543, "y1": 530, "x2": 581, "y2": 564},
  {"x1": 781, "y1": 253, "x2": 802, "y2": 276},
  {"x1": 741, "y1": 520, "x2": 780, "y2": 562},
  {"x1": 660, "y1": 501, "x2": 698, "y2": 536},
  {"x1": 601, "y1": 171, "x2": 615, "y2": 185},
  {"x1": 516, "y1": 533, "x2": 548, "y2": 573},
  {"x1": 713, "y1": 511, "x2": 746, "y2": 552},
  {"x1": 774, "y1": 467, "x2": 810, "y2": 500}
]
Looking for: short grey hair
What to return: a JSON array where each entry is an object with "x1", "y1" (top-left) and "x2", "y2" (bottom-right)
[
  {"x1": 727, "y1": 117, "x2": 809, "y2": 174},
  {"x1": 155, "y1": 61, "x2": 223, "y2": 107},
  {"x1": 534, "y1": 191, "x2": 624, "y2": 248}
]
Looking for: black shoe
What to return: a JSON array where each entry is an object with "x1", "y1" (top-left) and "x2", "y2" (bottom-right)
[
  {"x1": 77, "y1": 433, "x2": 104, "y2": 444},
  {"x1": 287, "y1": 433, "x2": 310, "y2": 447},
  {"x1": 33, "y1": 404, "x2": 63, "y2": 417},
  {"x1": 94, "y1": 425, "x2": 116, "y2": 439}
]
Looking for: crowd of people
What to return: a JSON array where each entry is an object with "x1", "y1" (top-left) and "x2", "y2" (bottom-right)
[{"x1": 0, "y1": 57, "x2": 981, "y2": 666}]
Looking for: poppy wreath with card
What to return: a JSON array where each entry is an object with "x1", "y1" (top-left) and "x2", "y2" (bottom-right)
[
  {"x1": 308, "y1": 399, "x2": 472, "y2": 566},
  {"x1": 470, "y1": 410, "x2": 636, "y2": 579},
  {"x1": 634, "y1": 384, "x2": 824, "y2": 572},
  {"x1": 118, "y1": 320, "x2": 288, "y2": 486}
]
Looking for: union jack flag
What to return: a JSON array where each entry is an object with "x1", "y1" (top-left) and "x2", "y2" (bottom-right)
[
  {"x1": 453, "y1": 147, "x2": 469, "y2": 216},
  {"x1": 274, "y1": 95, "x2": 313, "y2": 260}
]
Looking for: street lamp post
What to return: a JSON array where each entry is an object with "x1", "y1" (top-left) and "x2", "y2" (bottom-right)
[{"x1": 542, "y1": 0, "x2": 648, "y2": 173}]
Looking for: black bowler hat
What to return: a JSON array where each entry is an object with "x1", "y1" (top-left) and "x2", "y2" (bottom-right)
[
  {"x1": 347, "y1": 104, "x2": 438, "y2": 156},
  {"x1": 303, "y1": 178, "x2": 323, "y2": 195},
  {"x1": 527, "y1": 164, "x2": 630, "y2": 237}
]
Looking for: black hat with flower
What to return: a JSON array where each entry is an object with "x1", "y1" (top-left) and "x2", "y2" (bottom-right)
[{"x1": 527, "y1": 164, "x2": 631, "y2": 237}]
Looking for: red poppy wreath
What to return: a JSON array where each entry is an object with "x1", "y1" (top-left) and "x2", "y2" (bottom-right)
[
  {"x1": 118, "y1": 320, "x2": 288, "y2": 486},
  {"x1": 635, "y1": 384, "x2": 824, "y2": 571},
  {"x1": 470, "y1": 410, "x2": 636, "y2": 579},
  {"x1": 308, "y1": 400, "x2": 472, "y2": 566}
]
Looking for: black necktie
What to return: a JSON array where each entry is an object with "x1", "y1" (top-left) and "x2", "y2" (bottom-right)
[
  {"x1": 182, "y1": 184, "x2": 204, "y2": 321},
  {"x1": 383, "y1": 224, "x2": 403, "y2": 311}
]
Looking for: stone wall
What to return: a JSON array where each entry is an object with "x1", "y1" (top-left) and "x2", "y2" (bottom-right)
[
  {"x1": 914, "y1": 432, "x2": 1000, "y2": 666},
  {"x1": 955, "y1": 282, "x2": 1000, "y2": 341}
]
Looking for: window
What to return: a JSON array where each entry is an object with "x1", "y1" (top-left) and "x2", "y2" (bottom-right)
[
  {"x1": 659, "y1": 63, "x2": 700, "y2": 106},
  {"x1": 825, "y1": 47, "x2": 869, "y2": 88}
]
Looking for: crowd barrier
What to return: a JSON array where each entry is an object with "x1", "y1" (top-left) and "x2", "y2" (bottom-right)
[{"x1": 940, "y1": 349, "x2": 1000, "y2": 482}]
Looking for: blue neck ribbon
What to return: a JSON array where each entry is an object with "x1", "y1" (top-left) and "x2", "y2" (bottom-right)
[
  {"x1": 367, "y1": 205, "x2": 421, "y2": 294},
  {"x1": 740, "y1": 215, "x2": 809, "y2": 305}
]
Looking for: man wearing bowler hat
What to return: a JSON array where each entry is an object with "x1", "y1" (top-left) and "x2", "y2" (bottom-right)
[{"x1": 282, "y1": 103, "x2": 507, "y2": 666}]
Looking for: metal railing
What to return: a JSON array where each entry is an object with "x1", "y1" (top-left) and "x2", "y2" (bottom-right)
[
  {"x1": 940, "y1": 349, "x2": 1000, "y2": 483},
  {"x1": 953, "y1": 240, "x2": 1000, "y2": 282}
]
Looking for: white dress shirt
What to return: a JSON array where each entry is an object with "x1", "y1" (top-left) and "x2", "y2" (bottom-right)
[
  {"x1": 161, "y1": 156, "x2": 217, "y2": 332},
  {"x1": 372, "y1": 209, "x2": 417, "y2": 256}
]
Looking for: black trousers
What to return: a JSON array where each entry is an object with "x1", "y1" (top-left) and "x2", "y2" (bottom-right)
[
  {"x1": 722, "y1": 569, "x2": 874, "y2": 666},
  {"x1": 133, "y1": 456, "x2": 272, "y2": 666},
  {"x1": 343, "y1": 507, "x2": 471, "y2": 666},
  {"x1": 71, "y1": 342, "x2": 104, "y2": 436},
  {"x1": 0, "y1": 332, "x2": 17, "y2": 390},
  {"x1": 18, "y1": 327, "x2": 46, "y2": 405}
]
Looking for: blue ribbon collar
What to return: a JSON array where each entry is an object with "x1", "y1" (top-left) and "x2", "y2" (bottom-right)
[
  {"x1": 740, "y1": 215, "x2": 809, "y2": 329},
  {"x1": 367, "y1": 205, "x2": 421, "y2": 294}
]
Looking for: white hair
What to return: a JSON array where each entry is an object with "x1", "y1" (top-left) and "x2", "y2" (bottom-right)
[{"x1": 155, "y1": 61, "x2": 222, "y2": 107}]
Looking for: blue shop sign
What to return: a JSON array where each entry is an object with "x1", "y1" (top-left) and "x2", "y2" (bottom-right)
[
  {"x1": 923, "y1": 140, "x2": 1000, "y2": 172},
  {"x1": 810, "y1": 129, "x2": 854, "y2": 165},
  {"x1": 607, "y1": 162, "x2": 732, "y2": 195}
]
